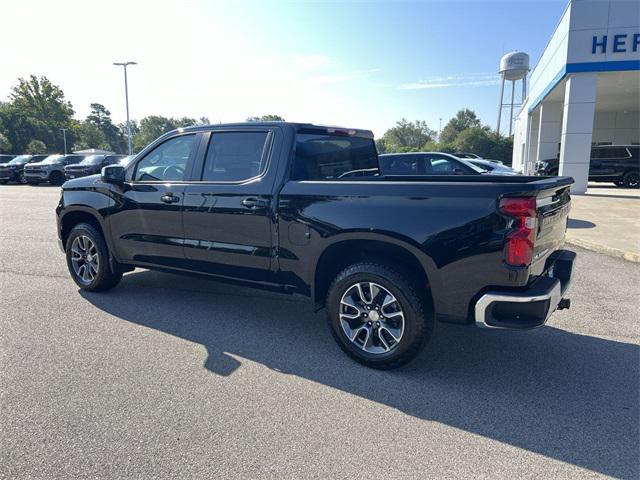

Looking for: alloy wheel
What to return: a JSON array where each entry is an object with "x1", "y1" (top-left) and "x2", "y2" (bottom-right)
[
  {"x1": 339, "y1": 282, "x2": 405, "y2": 354},
  {"x1": 70, "y1": 235, "x2": 99, "y2": 285},
  {"x1": 626, "y1": 173, "x2": 639, "y2": 188}
]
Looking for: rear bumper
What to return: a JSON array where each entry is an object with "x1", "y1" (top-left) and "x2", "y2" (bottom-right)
[{"x1": 475, "y1": 249, "x2": 575, "y2": 329}]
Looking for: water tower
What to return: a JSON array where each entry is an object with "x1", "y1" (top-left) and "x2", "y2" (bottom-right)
[{"x1": 497, "y1": 51, "x2": 530, "y2": 136}]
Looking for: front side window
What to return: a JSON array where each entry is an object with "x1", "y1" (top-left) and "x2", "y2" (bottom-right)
[
  {"x1": 201, "y1": 131, "x2": 269, "y2": 182},
  {"x1": 427, "y1": 155, "x2": 465, "y2": 174},
  {"x1": 134, "y1": 134, "x2": 196, "y2": 181},
  {"x1": 292, "y1": 133, "x2": 379, "y2": 180}
]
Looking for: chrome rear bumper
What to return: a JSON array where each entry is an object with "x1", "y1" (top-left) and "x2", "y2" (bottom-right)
[{"x1": 475, "y1": 250, "x2": 575, "y2": 329}]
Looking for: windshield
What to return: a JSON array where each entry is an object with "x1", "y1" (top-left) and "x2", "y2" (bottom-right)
[
  {"x1": 457, "y1": 157, "x2": 486, "y2": 173},
  {"x1": 41, "y1": 155, "x2": 65, "y2": 164},
  {"x1": 78, "y1": 155, "x2": 104, "y2": 165},
  {"x1": 8, "y1": 155, "x2": 32, "y2": 165},
  {"x1": 469, "y1": 160, "x2": 494, "y2": 171}
]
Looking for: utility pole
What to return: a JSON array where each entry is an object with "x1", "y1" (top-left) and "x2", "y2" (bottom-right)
[
  {"x1": 60, "y1": 128, "x2": 68, "y2": 155},
  {"x1": 113, "y1": 61, "x2": 137, "y2": 155}
]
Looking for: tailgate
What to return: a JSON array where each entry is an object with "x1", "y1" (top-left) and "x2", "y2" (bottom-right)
[{"x1": 533, "y1": 184, "x2": 571, "y2": 265}]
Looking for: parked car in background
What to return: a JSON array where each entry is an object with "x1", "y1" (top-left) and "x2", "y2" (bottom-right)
[
  {"x1": 56, "y1": 122, "x2": 575, "y2": 368},
  {"x1": 64, "y1": 154, "x2": 126, "y2": 180},
  {"x1": 24, "y1": 154, "x2": 85, "y2": 185},
  {"x1": 468, "y1": 158, "x2": 520, "y2": 176},
  {"x1": 0, "y1": 155, "x2": 48, "y2": 184},
  {"x1": 536, "y1": 145, "x2": 640, "y2": 188},
  {"x1": 379, "y1": 152, "x2": 485, "y2": 176},
  {"x1": 0, "y1": 154, "x2": 17, "y2": 164}
]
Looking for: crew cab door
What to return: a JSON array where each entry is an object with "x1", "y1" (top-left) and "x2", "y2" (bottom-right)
[
  {"x1": 181, "y1": 128, "x2": 277, "y2": 282},
  {"x1": 108, "y1": 133, "x2": 200, "y2": 266}
]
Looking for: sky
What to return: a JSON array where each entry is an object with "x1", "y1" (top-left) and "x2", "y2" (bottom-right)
[{"x1": 1, "y1": 0, "x2": 568, "y2": 137}]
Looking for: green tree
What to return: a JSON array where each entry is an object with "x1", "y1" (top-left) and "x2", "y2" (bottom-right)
[
  {"x1": 452, "y1": 127, "x2": 513, "y2": 163},
  {"x1": 86, "y1": 103, "x2": 125, "y2": 152},
  {"x1": 25, "y1": 139, "x2": 47, "y2": 154},
  {"x1": 379, "y1": 119, "x2": 435, "y2": 153},
  {"x1": 0, "y1": 132, "x2": 12, "y2": 153},
  {"x1": 3, "y1": 75, "x2": 75, "y2": 153},
  {"x1": 72, "y1": 121, "x2": 110, "y2": 151},
  {"x1": 440, "y1": 109, "x2": 481, "y2": 144},
  {"x1": 132, "y1": 115, "x2": 209, "y2": 151},
  {"x1": 246, "y1": 114, "x2": 285, "y2": 122}
]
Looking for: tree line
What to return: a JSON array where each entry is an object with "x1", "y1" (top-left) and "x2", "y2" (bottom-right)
[
  {"x1": 376, "y1": 109, "x2": 513, "y2": 163},
  {"x1": 0, "y1": 75, "x2": 511, "y2": 163}
]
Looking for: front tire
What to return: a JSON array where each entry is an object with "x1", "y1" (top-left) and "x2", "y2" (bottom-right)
[
  {"x1": 18, "y1": 172, "x2": 28, "y2": 185},
  {"x1": 65, "y1": 223, "x2": 122, "y2": 291},
  {"x1": 326, "y1": 262, "x2": 433, "y2": 369},
  {"x1": 50, "y1": 171, "x2": 65, "y2": 186}
]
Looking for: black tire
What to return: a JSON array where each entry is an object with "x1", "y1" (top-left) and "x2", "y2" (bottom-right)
[
  {"x1": 65, "y1": 223, "x2": 122, "y2": 292},
  {"x1": 49, "y1": 171, "x2": 65, "y2": 186},
  {"x1": 18, "y1": 172, "x2": 28, "y2": 185},
  {"x1": 326, "y1": 262, "x2": 434, "y2": 369},
  {"x1": 622, "y1": 171, "x2": 639, "y2": 189},
  {"x1": 0, "y1": 180, "x2": 7, "y2": 185}
]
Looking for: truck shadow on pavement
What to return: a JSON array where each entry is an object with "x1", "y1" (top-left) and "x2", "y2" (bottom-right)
[{"x1": 81, "y1": 270, "x2": 639, "y2": 479}]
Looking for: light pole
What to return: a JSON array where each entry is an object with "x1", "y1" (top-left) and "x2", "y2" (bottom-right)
[
  {"x1": 113, "y1": 61, "x2": 137, "y2": 155},
  {"x1": 60, "y1": 128, "x2": 67, "y2": 155}
]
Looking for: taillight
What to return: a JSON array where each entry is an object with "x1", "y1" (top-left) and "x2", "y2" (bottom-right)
[{"x1": 499, "y1": 197, "x2": 537, "y2": 266}]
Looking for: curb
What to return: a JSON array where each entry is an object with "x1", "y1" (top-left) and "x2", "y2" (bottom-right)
[{"x1": 566, "y1": 237, "x2": 640, "y2": 263}]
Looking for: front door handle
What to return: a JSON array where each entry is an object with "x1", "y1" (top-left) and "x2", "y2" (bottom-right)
[
  {"x1": 241, "y1": 198, "x2": 268, "y2": 209},
  {"x1": 161, "y1": 193, "x2": 180, "y2": 204}
]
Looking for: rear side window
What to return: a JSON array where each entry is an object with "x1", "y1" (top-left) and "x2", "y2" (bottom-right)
[
  {"x1": 379, "y1": 155, "x2": 420, "y2": 174},
  {"x1": 292, "y1": 133, "x2": 379, "y2": 180},
  {"x1": 201, "y1": 131, "x2": 270, "y2": 182},
  {"x1": 594, "y1": 147, "x2": 630, "y2": 159}
]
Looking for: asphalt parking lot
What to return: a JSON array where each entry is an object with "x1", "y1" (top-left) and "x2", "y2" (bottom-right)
[{"x1": 1, "y1": 185, "x2": 638, "y2": 479}]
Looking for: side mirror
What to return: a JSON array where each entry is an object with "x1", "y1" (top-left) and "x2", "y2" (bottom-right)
[{"x1": 101, "y1": 164, "x2": 125, "y2": 184}]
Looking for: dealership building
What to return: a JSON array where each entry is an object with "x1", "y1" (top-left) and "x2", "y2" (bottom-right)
[{"x1": 512, "y1": 0, "x2": 640, "y2": 193}]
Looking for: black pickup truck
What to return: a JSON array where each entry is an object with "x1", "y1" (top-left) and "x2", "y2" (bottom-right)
[{"x1": 56, "y1": 122, "x2": 575, "y2": 368}]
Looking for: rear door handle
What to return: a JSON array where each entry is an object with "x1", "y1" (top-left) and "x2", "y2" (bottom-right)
[
  {"x1": 161, "y1": 193, "x2": 181, "y2": 204},
  {"x1": 241, "y1": 198, "x2": 268, "y2": 209}
]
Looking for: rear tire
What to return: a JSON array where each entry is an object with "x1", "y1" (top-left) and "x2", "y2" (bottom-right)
[
  {"x1": 326, "y1": 262, "x2": 433, "y2": 369},
  {"x1": 65, "y1": 223, "x2": 122, "y2": 292},
  {"x1": 18, "y1": 172, "x2": 28, "y2": 185},
  {"x1": 622, "y1": 171, "x2": 639, "y2": 189}
]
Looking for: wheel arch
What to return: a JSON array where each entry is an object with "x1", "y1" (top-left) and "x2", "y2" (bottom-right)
[
  {"x1": 312, "y1": 234, "x2": 440, "y2": 312},
  {"x1": 59, "y1": 207, "x2": 109, "y2": 251}
]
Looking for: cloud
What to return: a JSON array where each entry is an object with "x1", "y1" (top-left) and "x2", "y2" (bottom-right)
[{"x1": 399, "y1": 72, "x2": 500, "y2": 90}]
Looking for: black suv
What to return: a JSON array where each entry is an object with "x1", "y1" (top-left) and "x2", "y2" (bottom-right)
[
  {"x1": 0, "y1": 155, "x2": 48, "y2": 184},
  {"x1": 64, "y1": 155, "x2": 126, "y2": 180},
  {"x1": 536, "y1": 145, "x2": 640, "y2": 188}
]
